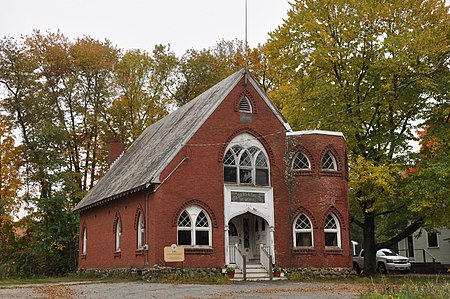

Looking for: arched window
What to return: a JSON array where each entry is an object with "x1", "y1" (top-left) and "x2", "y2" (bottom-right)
[
  {"x1": 82, "y1": 226, "x2": 87, "y2": 255},
  {"x1": 223, "y1": 134, "x2": 269, "y2": 186},
  {"x1": 324, "y1": 213, "x2": 341, "y2": 247},
  {"x1": 292, "y1": 152, "x2": 311, "y2": 170},
  {"x1": 293, "y1": 214, "x2": 313, "y2": 247},
  {"x1": 239, "y1": 96, "x2": 252, "y2": 113},
  {"x1": 137, "y1": 213, "x2": 145, "y2": 249},
  {"x1": 177, "y1": 206, "x2": 212, "y2": 247},
  {"x1": 115, "y1": 218, "x2": 122, "y2": 252},
  {"x1": 322, "y1": 151, "x2": 337, "y2": 171}
]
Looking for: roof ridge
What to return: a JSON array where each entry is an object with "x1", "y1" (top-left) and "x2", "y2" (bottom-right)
[{"x1": 75, "y1": 69, "x2": 246, "y2": 211}]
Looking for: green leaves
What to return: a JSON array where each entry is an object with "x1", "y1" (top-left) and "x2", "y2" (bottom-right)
[{"x1": 267, "y1": 0, "x2": 449, "y2": 274}]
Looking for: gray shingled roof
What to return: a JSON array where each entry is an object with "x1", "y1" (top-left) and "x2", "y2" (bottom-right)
[{"x1": 74, "y1": 69, "x2": 288, "y2": 211}]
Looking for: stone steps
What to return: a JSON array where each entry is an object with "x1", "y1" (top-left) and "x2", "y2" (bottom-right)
[{"x1": 228, "y1": 263, "x2": 287, "y2": 281}]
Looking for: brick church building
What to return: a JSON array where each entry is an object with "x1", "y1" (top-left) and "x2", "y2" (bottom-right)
[{"x1": 74, "y1": 69, "x2": 351, "y2": 272}]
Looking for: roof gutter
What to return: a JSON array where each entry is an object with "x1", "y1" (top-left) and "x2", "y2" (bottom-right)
[{"x1": 74, "y1": 184, "x2": 149, "y2": 213}]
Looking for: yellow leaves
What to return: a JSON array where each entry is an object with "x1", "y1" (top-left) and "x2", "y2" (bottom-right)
[
  {"x1": 349, "y1": 156, "x2": 400, "y2": 214},
  {"x1": 50, "y1": 240, "x2": 65, "y2": 252},
  {"x1": 0, "y1": 118, "x2": 23, "y2": 214}
]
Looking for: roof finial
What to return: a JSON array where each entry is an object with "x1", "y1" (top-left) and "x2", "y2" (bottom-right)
[
  {"x1": 244, "y1": 0, "x2": 249, "y2": 86},
  {"x1": 245, "y1": 0, "x2": 248, "y2": 71}
]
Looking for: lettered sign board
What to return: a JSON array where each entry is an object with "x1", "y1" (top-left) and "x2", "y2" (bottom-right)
[{"x1": 164, "y1": 244, "x2": 185, "y2": 262}]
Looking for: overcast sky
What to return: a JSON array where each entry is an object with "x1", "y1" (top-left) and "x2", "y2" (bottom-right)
[{"x1": 1, "y1": 0, "x2": 291, "y2": 55}]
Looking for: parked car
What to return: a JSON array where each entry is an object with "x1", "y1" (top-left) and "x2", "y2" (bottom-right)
[{"x1": 353, "y1": 248, "x2": 411, "y2": 274}]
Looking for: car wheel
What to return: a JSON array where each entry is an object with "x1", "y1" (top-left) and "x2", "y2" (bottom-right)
[
  {"x1": 377, "y1": 263, "x2": 387, "y2": 274},
  {"x1": 353, "y1": 262, "x2": 362, "y2": 274}
]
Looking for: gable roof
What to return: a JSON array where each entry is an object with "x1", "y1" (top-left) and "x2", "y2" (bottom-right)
[{"x1": 74, "y1": 69, "x2": 289, "y2": 212}]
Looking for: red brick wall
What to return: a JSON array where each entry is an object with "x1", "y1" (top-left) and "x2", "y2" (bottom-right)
[
  {"x1": 78, "y1": 190, "x2": 149, "y2": 269},
  {"x1": 282, "y1": 133, "x2": 351, "y2": 268},
  {"x1": 78, "y1": 76, "x2": 351, "y2": 270}
]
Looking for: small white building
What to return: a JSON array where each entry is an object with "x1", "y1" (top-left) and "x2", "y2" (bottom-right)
[{"x1": 398, "y1": 228, "x2": 450, "y2": 264}]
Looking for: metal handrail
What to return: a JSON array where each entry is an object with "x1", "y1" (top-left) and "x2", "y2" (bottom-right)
[
  {"x1": 260, "y1": 244, "x2": 273, "y2": 280},
  {"x1": 234, "y1": 244, "x2": 247, "y2": 280},
  {"x1": 398, "y1": 248, "x2": 437, "y2": 263}
]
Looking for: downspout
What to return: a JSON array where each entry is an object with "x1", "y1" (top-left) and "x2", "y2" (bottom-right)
[
  {"x1": 144, "y1": 154, "x2": 189, "y2": 267},
  {"x1": 145, "y1": 190, "x2": 149, "y2": 266},
  {"x1": 152, "y1": 156, "x2": 189, "y2": 193}
]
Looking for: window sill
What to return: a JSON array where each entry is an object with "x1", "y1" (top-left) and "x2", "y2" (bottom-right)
[
  {"x1": 135, "y1": 249, "x2": 145, "y2": 256},
  {"x1": 114, "y1": 251, "x2": 121, "y2": 258},
  {"x1": 293, "y1": 247, "x2": 316, "y2": 255},
  {"x1": 325, "y1": 247, "x2": 343, "y2": 255},
  {"x1": 81, "y1": 254, "x2": 87, "y2": 259},
  {"x1": 320, "y1": 170, "x2": 343, "y2": 177},
  {"x1": 293, "y1": 170, "x2": 314, "y2": 176},
  {"x1": 184, "y1": 247, "x2": 214, "y2": 255},
  {"x1": 224, "y1": 183, "x2": 272, "y2": 188}
]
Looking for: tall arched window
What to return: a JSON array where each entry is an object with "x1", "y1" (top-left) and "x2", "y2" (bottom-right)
[
  {"x1": 293, "y1": 214, "x2": 313, "y2": 247},
  {"x1": 322, "y1": 151, "x2": 337, "y2": 170},
  {"x1": 137, "y1": 213, "x2": 145, "y2": 249},
  {"x1": 115, "y1": 218, "x2": 122, "y2": 252},
  {"x1": 223, "y1": 134, "x2": 269, "y2": 186},
  {"x1": 324, "y1": 213, "x2": 341, "y2": 247},
  {"x1": 177, "y1": 206, "x2": 212, "y2": 247},
  {"x1": 82, "y1": 226, "x2": 87, "y2": 255},
  {"x1": 292, "y1": 152, "x2": 311, "y2": 170}
]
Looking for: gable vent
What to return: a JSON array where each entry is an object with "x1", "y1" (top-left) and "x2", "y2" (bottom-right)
[{"x1": 239, "y1": 96, "x2": 252, "y2": 113}]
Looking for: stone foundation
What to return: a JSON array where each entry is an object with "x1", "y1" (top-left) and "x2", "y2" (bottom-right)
[
  {"x1": 78, "y1": 267, "x2": 224, "y2": 281},
  {"x1": 287, "y1": 267, "x2": 354, "y2": 277}
]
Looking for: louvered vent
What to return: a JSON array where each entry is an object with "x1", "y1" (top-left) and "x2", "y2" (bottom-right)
[{"x1": 239, "y1": 96, "x2": 252, "y2": 112}]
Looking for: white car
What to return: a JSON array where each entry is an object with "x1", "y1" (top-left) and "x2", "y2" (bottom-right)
[
  {"x1": 376, "y1": 248, "x2": 410, "y2": 274},
  {"x1": 353, "y1": 248, "x2": 411, "y2": 274}
]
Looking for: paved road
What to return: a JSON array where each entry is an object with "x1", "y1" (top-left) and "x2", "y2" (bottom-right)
[{"x1": 0, "y1": 281, "x2": 363, "y2": 298}]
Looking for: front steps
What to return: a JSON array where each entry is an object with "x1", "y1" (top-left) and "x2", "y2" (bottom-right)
[{"x1": 229, "y1": 262, "x2": 287, "y2": 281}]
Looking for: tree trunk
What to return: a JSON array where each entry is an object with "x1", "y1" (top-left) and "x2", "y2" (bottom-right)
[{"x1": 363, "y1": 215, "x2": 377, "y2": 275}]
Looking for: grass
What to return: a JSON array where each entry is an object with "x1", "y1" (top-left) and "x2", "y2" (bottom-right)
[
  {"x1": 286, "y1": 272, "x2": 450, "y2": 284},
  {"x1": 360, "y1": 275, "x2": 450, "y2": 299}
]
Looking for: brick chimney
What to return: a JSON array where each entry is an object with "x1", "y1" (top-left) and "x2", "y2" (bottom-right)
[{"x1": 108, "y1": 138, "x2": 125, "y2": 166}]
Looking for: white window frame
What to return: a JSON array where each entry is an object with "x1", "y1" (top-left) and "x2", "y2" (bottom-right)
[
  {"x1": 293, "y1": 214, "x2": 314, "y2": 248},
  {"x1": 82, "y1": 226, "x2": 87, "y2": 255},
  {"x1": 137, "y1": 213, "x2": 145, "y2": 249},
  {"x1": 177, "y1": 205, "x2": 212, "y2": 248},
  {"x1": 115, "y1": 218, "x2": 121, "y2": 252},
  {"x1": 324, "y1": 213, "x2": 341, "y2": 248},
  {"x1": 223, "y1": 133, "x2": 270, "y2": 186},
  {"x1": 322, "y1": 151, "x2": 337, "y2": 171},
  {"x1": 292, "y1": 152, "x2": 311, "y2": 170}
]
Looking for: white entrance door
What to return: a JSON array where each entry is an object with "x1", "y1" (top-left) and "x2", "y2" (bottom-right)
[
  {"x1": 228, "y1": 213, "x2": 270, "y2": 263},
  {"x1": 253, "y1": 216, "x2": 268, "y2": 258},
  {"x1": 242, "y1": 214, "x2": 268, "y2": 260}
]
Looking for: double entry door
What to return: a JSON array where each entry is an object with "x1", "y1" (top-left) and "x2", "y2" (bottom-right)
[{"x1": 229, "y1": 213, "x2": 268, "y2": 260}]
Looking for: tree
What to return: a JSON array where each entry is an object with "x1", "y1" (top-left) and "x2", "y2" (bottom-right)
[
  {"x1": 405, "y1": 106, "x2": 450, "y2": 229},
  {"x1": 267, "y1": 0, "x2": 450, "y2": 274},
  {"x1": 108, "y1": 48, "x2": 170, "y2": 145},
  {"x1": 0, "y1": 117, "x2": 23, "y2": 277},
  {"x1": 0, "y1": 33, "x2": 118, "y2": 276}
]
